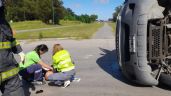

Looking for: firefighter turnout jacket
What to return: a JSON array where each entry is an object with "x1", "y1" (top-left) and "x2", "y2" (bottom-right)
[{"x1": 0, "y1": 18, "x2": 23, "y2": 83}]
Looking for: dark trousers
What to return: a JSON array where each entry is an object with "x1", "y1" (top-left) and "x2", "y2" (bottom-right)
[
  {"x1": 48, "y1": 69, "x2": 76, "y2": 85},
  {"x1": 19, "y1": 64, "x2": 43, "y2": 81},
  {"x1": 0, "y1": 75, "x2": 25, "y2": 96}
]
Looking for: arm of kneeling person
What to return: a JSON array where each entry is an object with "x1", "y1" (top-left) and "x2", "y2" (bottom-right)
[{"x1": 38, "y1": 60, "x2": 53, "y2": 70}]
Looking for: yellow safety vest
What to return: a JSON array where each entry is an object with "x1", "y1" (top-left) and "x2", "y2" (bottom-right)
[
  {"x1": 53, "y1": 50, "x2": 75, "y2": 72},
  {"x1": 0, "y1": 40, "x2": 19, "y2": 49}
]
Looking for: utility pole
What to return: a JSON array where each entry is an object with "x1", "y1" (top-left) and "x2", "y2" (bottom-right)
[{"x1": 52, "y1": 0, "x2": 55, "y2": 24}]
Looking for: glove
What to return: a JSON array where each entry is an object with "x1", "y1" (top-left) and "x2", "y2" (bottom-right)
[{"x1": 18, "y1": 52, "x2": 25, "y2": 63}]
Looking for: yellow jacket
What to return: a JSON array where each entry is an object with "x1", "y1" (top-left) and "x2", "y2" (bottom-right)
[{"x1": 52, "y1": 50, "x2": 75, "y2": 72}]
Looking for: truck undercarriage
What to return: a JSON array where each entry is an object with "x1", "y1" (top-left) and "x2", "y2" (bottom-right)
[
  {"x1": 116, "y1": 0, "x2": 171, "y2": 87},
  {"x1": 148, "y1": 9, "x2": 171, "y2": 82}
]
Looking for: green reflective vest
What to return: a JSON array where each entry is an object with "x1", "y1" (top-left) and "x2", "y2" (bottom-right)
[{"x1": 53, "y1": 50, "x2": 75, "y2": 72}]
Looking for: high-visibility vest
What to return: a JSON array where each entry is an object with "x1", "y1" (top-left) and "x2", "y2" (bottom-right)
[
  {"x1": 0, "y1": 40, "x2": 19, "y2": 49},
  {"x1": 53, "y1": 50, "x2": 75, "y2": 72},
  {"x1": 0, "y1": 67, "x2": 19, "y2": 83}
]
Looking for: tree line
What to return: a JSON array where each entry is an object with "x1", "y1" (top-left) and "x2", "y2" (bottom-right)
[
  {"x1": 5, "y1": 0, "x2": 98, "y2": 24},
  {"x1": 112, "y1": 5, "x2": 122, "y2": 22},
  {"x1": 64, "y1": 8, "x2": 98, "y2": 23}
]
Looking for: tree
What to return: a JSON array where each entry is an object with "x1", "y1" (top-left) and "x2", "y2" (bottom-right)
[
  {"x1": 90, "y1": 15, "x2": 98, "y2": 22},
  {"x1": 65, "y1": 8, "x2": 75, "y2": 16},
  {"x1": 113, "y1": 5, "x2": 122, "y2": 22},
  {"x1": 63, "y1": 8, "x2": 76, "y2": 21},
  {"x1": 6, "y1": 0, "x2": 65, "y2": 24},
  {"x1": 5, "y1": 0, "x2": 98, "y2": 24}
]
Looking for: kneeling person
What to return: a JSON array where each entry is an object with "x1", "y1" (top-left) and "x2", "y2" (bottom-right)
[
  {"x1": 19, "y1": 44, "x2": 52, "y2": 85},
  {"x1": 45, "y1": 44, "x2": 77, "y2": 88}
]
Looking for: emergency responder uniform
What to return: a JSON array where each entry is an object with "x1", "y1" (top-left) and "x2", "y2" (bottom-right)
[{"x1": 0, "y1": 1, "x2": 25, "y2": 96}]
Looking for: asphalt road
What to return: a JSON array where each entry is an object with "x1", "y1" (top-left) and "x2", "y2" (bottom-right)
[
  {"x1": 91, "y1": 23, "x2": 114, "y2": 39},
  {"x1": 2, "y1": 23, "x2": 171, "y2": 96}
]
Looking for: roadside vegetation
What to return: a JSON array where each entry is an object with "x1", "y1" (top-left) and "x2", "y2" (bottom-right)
[
  {"x1": 59, "y1": 20, "x2": 82, "y2": 26},
  {"x1": 14, "y1": 22, "x2": 104, "y2": 39},
  {"x1": 10, "y1": 20, "x2": 82, "y2": 30},
  {"x1": 7, "y1": 0, "x2": 101, "y2": 40},
  {"x1": 7, "y1": 0, "x2": 120, "y2": 40},
  {"x1": 11, "y1": 21, "x2": 55, "y2": 30},
  {"x1": 6, "y1": 0, "x2": 98, "y2": 24}
]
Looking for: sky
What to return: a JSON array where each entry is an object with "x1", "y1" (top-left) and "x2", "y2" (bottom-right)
[{"x1": 62, "y1": 0, "x2": 124, "y2": 20}]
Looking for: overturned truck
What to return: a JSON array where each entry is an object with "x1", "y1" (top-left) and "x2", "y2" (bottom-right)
[{"x1": 116, "y1": 0, "x2": 171, "y2": 87}]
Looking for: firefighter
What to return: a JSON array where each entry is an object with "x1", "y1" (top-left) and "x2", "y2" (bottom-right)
[{"x1": 0, "y1": 0, "x2": 25, "y2": 96}]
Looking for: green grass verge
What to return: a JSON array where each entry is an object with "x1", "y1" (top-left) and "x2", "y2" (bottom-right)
[
  {"x1": 10, "y1": 20, "x2": 56, "y2": 30},
  {"x1": 15, "y1": 23, "x2": 104, "y2": 39},
  {"x1": 59, "y1": 20, "x2": 82, "y2": 26},
  {"x1": 108, "y1": 22, "x2": 116, "y2": 32},
  {"x1": 10, "y1": 20, "x2": 82, "y2": 30}
]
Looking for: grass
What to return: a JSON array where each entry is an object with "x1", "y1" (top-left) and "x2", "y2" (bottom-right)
[
  {"x1": 10, "y1": 20, "x2": 82, "y2": 31},
  {"x1": 15, "y1": 23, "x2": 104, "y2": 39},
  {"x1": 10, "y1": 20, "x2": 56, "y2": 30},
  {"x1": 108, "y1": 22, "x2": 116, "y2": 32},
  {"x1": 59, "y1": 20, "x2": 82, "y2": 26}
]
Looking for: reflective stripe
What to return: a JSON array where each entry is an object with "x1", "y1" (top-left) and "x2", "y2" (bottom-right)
[
  {"x1": 0, "y1": 67, "x2": 19, "y2": 82},
  {"x1": 0, "y1": 42, "x2": 11, "y2": 49},
  {"x1": 0, "y1": 40, "x2": 20, "y2": 49},
  {"x1": 53, "y1": 50, "x2": 75, "y2": 72},
  {"x1": 60, "y1": 66, "x2": 75, "y2": 72},
  {"x1": 35, "y1": 69, "x2": 42, "y2": 73},
  {"x1": 58, "y1": 59, "x2": 71, "y2": 67},
  {"x1": 58, "y1": 54, "x2": 68, "y2": 59}
]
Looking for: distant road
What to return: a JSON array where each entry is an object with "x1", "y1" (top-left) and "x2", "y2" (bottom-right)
[
  {"x1": 16, "y1": 24, "x2": 83, "y2": 33},
  {"x1": 91, "y1": 23, "x2": 114, "y2": 39}
]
